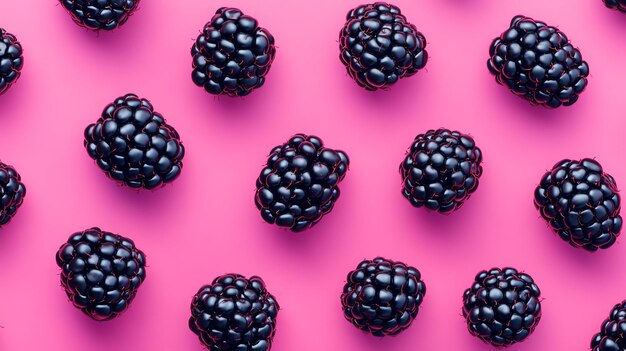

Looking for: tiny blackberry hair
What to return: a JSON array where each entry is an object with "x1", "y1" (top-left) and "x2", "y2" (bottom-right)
[
  {"x1": 487, "y1": 15, "x2": 589, "y2": 108},
  {"x1": 339, "y1": 2, "x2": 428, "y2": 90}
]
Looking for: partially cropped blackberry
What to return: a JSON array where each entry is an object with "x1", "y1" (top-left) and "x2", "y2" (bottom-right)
[
  {"x1": 59, "y1": 0, "x2": 140, "y2": 30},
  {"x1": 0, "y1": 161, "x2": 26, "y2": 226},
  {"x1": 399, "y1": 128, "x2": 483, "y2": 213},
  {"x1": 255, "y1": 134, "x2": 349, "y2": 232},
  {"x1": 55, "y1": 227, "x2": 146, "y2": 321},
  {"x1": 191, "y1": 7, "x2": 276, "y2": 97},
  {"x1": 488, "y1": 15, "x2": 589, "y2": 108},
  {"x1": 463, "y1": 268, "x2": 542, "y2": 347},
  {"x1": 339, "y1": 2, "x2": 428, "y2": 90},
  {"x1": 534, "y1": 159, "x2": 622, "y2": 251},
  {"x1": 604, "y1": 0, "x2": 626, "y2": 13},
  {"x1": 591, "y1": 300, "x2": 626, "y2": 350},
  {"x1": 84, "y1": 94, "x2": 185, "y2": 189},
  {"x1": 341, "y1": 257, "x2": 426, "y2": 336},
  {"x1": 0, "y1": 29, "x2": 23, "y2": 95},
  {"x1": 189, "y1": 274, "x2": 279, "y2": 351}
]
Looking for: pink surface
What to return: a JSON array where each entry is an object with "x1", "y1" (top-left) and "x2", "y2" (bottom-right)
[{"x1": 0, "y1": 0, "x2": 625, "y2": 350}]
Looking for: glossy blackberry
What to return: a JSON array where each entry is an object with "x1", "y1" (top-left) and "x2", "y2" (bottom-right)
[
  {"x1": 55, "y1": 227, "x2": 146, "y2": 321},
  {"x1": 488, "y1": 15, "x2": 589, "y2": 108},
  {"x1": 189, "y1": 274, "x2": 279, "y2": 351},
  {"x1": 191, "y1": 7, "x2": 276, "y2": 97},
  {"x1": 59, "y1": 0, "x2": 140, "y2": 31},
  {"x1": 0, "y1": 161, "x2": 26, "y2": 226},
  {"x1": 603, "y1": 0, "x2": 626, "y2": 13},
  {"x1": 534, "y1": 159, "x2": 622, "y2": 251},
  {"x1": 463, "y1": 268, "x2": 542, "y2": 347},
  {"x1": 341, "y1": 257, "x2": 426, "y2": 336},
  {"x1": 591, "y1": 300, "x2": 626, "y2": 351},
  {"x1": 399, "y1": 128, "x2": 483, "y2": 214},
  {"x1": 84, "y1": 94, "x2": 185, "y2": 189},
  {"x1": 255, "y1": 134, "x2": 350, "y2": 232},
  {"x1": 339, "y1": 2, "x2": 428, "y2": 90},
  {"x1": 0, "y1": 28, "x2": 23, "y2": 95}
]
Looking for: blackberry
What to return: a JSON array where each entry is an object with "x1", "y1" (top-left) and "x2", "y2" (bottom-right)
[
  {"x1": 399, "y1": 128, "x2": 483, "y2": 214},
  {"x1": 462, "y1": 268, "x2": 542, "y2": 347},
  {"x1": 339, "y1": 2, "x2": 428, "y2": 90},
  {"x1": 59, "y1": 0, "x2": 140, "y2": 31},
  {"x1": 84, "y1": 93, "x2": 185, "y2": 190},
  {"x1": 0, "y1": 28, "x2": 23, "y2": 95},
  {"x1": 55, "y1": 227, "x2": 146, "y2": 321},
  {"x1": 341, "y1": 257, "x2": 426, "y2": 336},
  {"x1": 591, "y1": 300, "x2": 626, "y2": 350},
  {"x1": 255, "y1": 134, "x2": 349, "y2": 232},
  {"x1": 189, "y1": 274, "x2": 279, "y2": 351},
  {"x1": 0, "y1": 161, "x2": 26, "y2": 226},
  {"x1": 191, "y1": 7, "x2": 276, "y2": 97},
  {"x1": 603, "y1": 0, "x2": 626, "y2": 13},
  {"x1": 487, "y1": 15, "x2": 589, "y2": 108},
  {"x1": 534, "y1": 159, "x2": 622, "y2": 251}
]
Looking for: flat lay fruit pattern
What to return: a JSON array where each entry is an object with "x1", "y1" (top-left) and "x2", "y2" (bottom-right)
[{"x1": 0, "y1": 1, "x2": 624, "y2": 350}]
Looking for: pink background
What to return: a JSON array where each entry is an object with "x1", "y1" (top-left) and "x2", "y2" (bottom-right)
[{"x1": 0, "y1": 0, "x2": 625, "y2": 350}]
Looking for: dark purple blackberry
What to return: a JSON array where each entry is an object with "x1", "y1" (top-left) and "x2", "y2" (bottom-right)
[
  {"x1": 463, "y1": 268, "x2": 542, "y2": 347},
  {"x1": 0, "y1": 28, "x2": 23, "y2": 95},
  {"x1": 488, "y1": 15, "x2": 589, "y2": 108},
  {"x1": 534, "y1": 159, "x2": 622, "y2": 251},
  {"x1": 399, "y1": 128, "x2": 483, "y2": 214},
  {"x1": 255, "y1": 134, "x2": 350, "y2": 232},
  {"x1": 189, "y1": 274, "x2": 279, "y2": 351},
  {"x1": 0, "y1": 161, "x2": 26, "y2": 226},
  {"x1": 339, "y1": 2, "x2": 428, "y2": 90},
  {"x1": 191, "y1": 7, "x2": 276, "y2": 97},
  {"x1": 84, "y1": 94, "x2": 185, "y2": 190},
  {"x1": 341, "y1": 257, "x2": 426, "y2": 336},
  {"x1": 59, "y1": 0, "x2": 140, "y2": 31},
  {"x1": 603, "y1": 0, "x2": 626, "y2": 13},
  {"x1": 591, "y1": 300, "x2": 626, "y2": 350},
  {"x1": 55, "y1": 227, "x2": 146, "y2": 321}
]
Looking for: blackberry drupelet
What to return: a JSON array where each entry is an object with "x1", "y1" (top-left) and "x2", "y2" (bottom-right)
[
  {"x1": 341, "y1": 257, "x2": 426, "y2": 336},
  {"x1": 534, "y1": 159, "x2": 622, "y2": 251},
  {"x1": 399, "y1": 128, "x2": 483, "y2": 213},
  {"x1": 339, "y1": 2, "x2": 428, "y2": 90},
  {"x1": 189, "y1": 274, "x2": 279, "y2": 351},
  {"x1": 255, "y1": 134, "x2": 350, "y2": 232},
  {"x1": 603, "y1": 0, "x2": 626, "y2": 13},
  {"x1": 59, "y1": 0, "x2": 140, "y2": 30},
  {"x1": 84, "y1": 93, "x2": 185, "y2": 190},
  {"x1": 0, "y1": 161, "x2": 26, "y2": 226},
  {"x1": 488, "y1": 15, "x2": 589, "y2": 108},
  {"x1": 55, "y1": 227, "x2": 146, "y2": 321},
  {"x1": 591, "y1": 300, "x2": 626, "y2": 350},
  {"x1": 191, "y1": 7, "x2": 276, "y2": 97},
  {"x1": 0, "y1": 28, "x2": 23, "y2": 95},
  {"x1": 463, "y1": 268, "x2": 542, "y2": 347}
]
